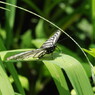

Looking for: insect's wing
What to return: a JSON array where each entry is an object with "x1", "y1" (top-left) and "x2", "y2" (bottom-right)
[
  {"x1": 33, "y1": 49, "x2": 47, "y2": 58},
  {"x1": 7, "y1": 30, "x2": 61, "y2": 60},
  {"x1": 41, "y1": 30, "x2": 61, "y2": 48},
  {"x1": 7, "y1": 49, "x2": 46, "y2": 60}
]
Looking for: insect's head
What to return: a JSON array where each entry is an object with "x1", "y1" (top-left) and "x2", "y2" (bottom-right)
[{"x1": 46, "y1": 46, "x2": 56, "y2": 54}]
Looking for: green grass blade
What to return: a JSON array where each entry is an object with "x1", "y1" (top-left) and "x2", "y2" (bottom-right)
[
  {"x1": 43, "y1": 53, "x2": 94, "y2": 95},
  {"x1": 44, "y1": 62, "x2": 70, "y2": 95},
  {"x1": 43, "y1": 0, "x2": 61, "y2": 14},
  {"x1": 0, "y1": 38, "x2": 6, "y2": 51},
  {"x1": 22, "y1": 0, "x2": 43, "y2": 16},
  {"x1": 0, "y1": 38, "x2": 6, "y2": 69},
  {"x1": 5, "y1": 0, "x2": 17, "y2": 49},
  {"x1": 92, "y1": 0, "x2": 95, "y2": 41},
  {"x1": 6, "y1": 63, "x2": 25, "y2": 95},
  {"x1": 15, "y1": 92, "x2": 22, "y2": 95},
  {"x1": 83, "y1": 48, "x2": 95, "y2": 58},
  {"x1": 35, "y1": 20, "x2": 46, "y2": 38},
  {"x1": 0, "y1": 39, "x2": 25, "y2": 95},
  {"x1": 0, "y1": 49, "x2": 33, "y2": 62},
  {"x1": 0, "y1": 59, "x2": 15, "y2": 95}
]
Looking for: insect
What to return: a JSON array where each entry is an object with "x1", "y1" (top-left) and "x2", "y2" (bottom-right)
[{"x1": 7, "y1": 30, "x2": 61, "y2": 60}]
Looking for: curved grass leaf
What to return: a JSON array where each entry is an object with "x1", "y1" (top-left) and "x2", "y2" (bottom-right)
[
  {"x1": 5, "y1": 0, "x2": 17, "y2": 49},
  {"x1": 15, "y1": 92, "x2": 22, "y2": 95},
  {"x1": 43, "y1": 61, "x2": 70, "y2": 95},
  {"x1": 43, "y1": 53, "x2": 94, "y2": 95},
  {"x1": 0, "y1": 58, "x2": 15, "y2": 95},
  {"x1": 83, "y1": 48, "x2": 95, "y2": 58},
  {"x1": 0, "y1": 49, "x2": 33, "y2": 62},
  {"x1": 35, "y1": 19, "x2": 46, "y2": 38}
]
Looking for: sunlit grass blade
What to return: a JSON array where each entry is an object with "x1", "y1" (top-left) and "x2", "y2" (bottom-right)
[
  {"x1": 15, "y1": 92, "x2": 22, "y2": 95},
  {"x1": 44, "y1": 62, "x2": 70, "y2": 95},
  {"x1": 35, "y1": 19, "x2": 46, "y2": 38},
  {"x1": 0, "y1": 38, "x2": 25, "y2": 95},
  {"x1": 6, "y1": 62, "x2": 26, "y2": 95},
  {"x1": 0, "y1": 49, "x2": 36, "y2": 62},
  {"x1": 83, "y1": 48, "x2": 95, "y2": 58},
  {"x1": 0, "y1": 58, "x2": 15, "y2": 95},
  {"x1": 43, "y1": 53, "x2": 94, "y2": 95}
]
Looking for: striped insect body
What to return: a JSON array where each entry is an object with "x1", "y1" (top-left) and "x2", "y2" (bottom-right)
[{"x1": 7, "y1": 30, "x2": 61, "y2": 60}]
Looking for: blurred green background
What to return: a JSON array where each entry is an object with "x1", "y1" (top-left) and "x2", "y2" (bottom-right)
[{"x1": 0, "y1": 0, "x2": 95, "y2": 95}]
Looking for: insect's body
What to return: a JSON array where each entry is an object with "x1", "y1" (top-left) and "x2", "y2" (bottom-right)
[
  {"x1": 44, "y1": 46, "x2": 56, "y2": 54},
  {"x1": 38, "y1": 46, "x2": 56, "y2": 58},
  {"x1": 7, "y1": 30, "x2": 61, "y2": 60}
]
